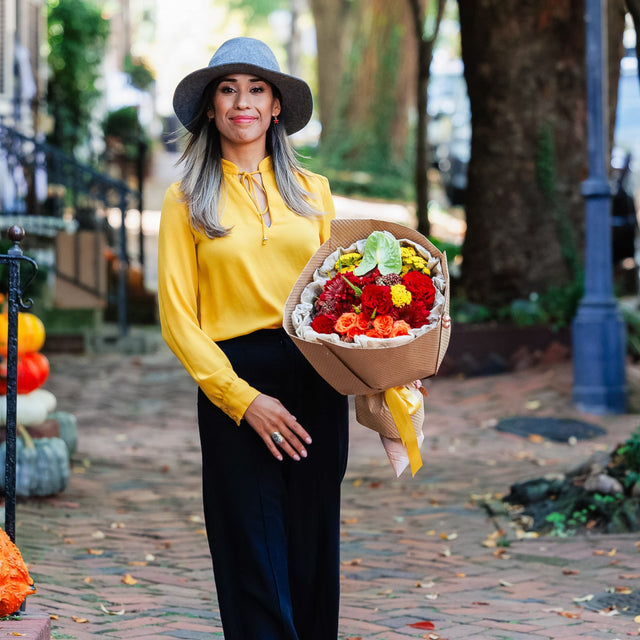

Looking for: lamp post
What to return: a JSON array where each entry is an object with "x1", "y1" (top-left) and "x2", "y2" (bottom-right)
[{"x1": 572, "y1": 0, "x2": 627, "y2": 413}]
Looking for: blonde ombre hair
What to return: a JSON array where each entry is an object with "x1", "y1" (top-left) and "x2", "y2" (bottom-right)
[{"x1": 178, "y1": 80, "x2": 323, "y2": 239}]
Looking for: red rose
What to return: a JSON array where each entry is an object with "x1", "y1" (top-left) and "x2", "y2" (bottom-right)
[
  {"x1": 402, "y1": 271, "x2": 436, "y2": 309},
  {"x1": 360, "y1": 284, "x2": 392, "y2": 318},
  {"x1": 311, "y1": 314, "x2": 336, "y2": 334},
  {"x1": 393, "y1": 300, "x2": 431, "y2": 328}
]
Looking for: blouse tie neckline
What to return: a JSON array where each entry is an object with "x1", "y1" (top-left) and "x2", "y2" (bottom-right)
[{"x1": 239, "y1": 170, "x2": 270, "y2": 245}]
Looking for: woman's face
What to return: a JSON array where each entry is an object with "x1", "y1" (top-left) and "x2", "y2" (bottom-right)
[{"x1": 209, "y1": 74, "x2": 281, "y2": 154}]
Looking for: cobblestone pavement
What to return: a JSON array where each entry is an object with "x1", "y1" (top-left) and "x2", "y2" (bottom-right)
[{"x1": 9, "y1": 341, "x2": 640, "y2": 639}]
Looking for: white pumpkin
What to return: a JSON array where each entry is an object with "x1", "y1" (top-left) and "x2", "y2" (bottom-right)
[{"x1": 0, "y1": 389, "x2": 57, "y2": 426}]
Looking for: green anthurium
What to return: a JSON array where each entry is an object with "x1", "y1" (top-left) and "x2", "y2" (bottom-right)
[{"x1": 353, "y1": 231, "x2": 402, "y2": 276}]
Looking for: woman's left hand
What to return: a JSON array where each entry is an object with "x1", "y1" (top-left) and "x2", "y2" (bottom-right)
[{"x1": 243, "y1": 393, "x2": 312, "y2": 462}]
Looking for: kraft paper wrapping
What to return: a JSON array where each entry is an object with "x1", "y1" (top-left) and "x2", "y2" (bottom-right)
[
  {"x1": 283, "y1": 219, "x2": 451, "y2": 475},
  {"x1": 283, "y1": 219, "x2": 451, "y2": 395}
]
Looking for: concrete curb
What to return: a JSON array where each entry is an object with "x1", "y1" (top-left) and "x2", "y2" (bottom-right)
[{"x1": 0, "y1": 611, "x2": 50, "y2": 640}]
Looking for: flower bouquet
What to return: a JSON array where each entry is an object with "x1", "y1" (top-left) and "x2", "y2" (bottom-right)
[{"x1": 283, "y1": 219, "x2": 451, "y2": 476}]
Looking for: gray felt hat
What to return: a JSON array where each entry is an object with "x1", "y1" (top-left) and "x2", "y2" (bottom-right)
[{"x1": 173, "y1": 37, "x2": 313, "y2": 135}]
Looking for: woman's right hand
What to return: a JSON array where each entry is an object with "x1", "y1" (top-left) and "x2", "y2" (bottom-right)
[{"x1": 243, "y1": 394, "x2": 312, "y2": 462}]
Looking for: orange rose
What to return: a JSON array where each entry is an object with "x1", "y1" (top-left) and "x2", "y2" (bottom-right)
[
  {"x1": 347, "y1": 325, "x2": 366, "y2": 340},
  {"x1": 356, "y1": 313, "x2": 370, "y2": 331},
  {"x1": 372, "y1": 314, "x2": 394, "y2": 337},
  {"x1": 390, "y1": 320, "x2": 411, "y2": 337},
  {"x1": 365, "y1": 328, "x2": 384, "y2": 338},
  {"x1": 335, "y1": 312, "x2": 358, "y2": 334}
]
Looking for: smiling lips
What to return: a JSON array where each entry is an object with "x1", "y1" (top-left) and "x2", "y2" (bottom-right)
[{"x1": 231, "y1": 116, "x2": 257, "y2": 124}]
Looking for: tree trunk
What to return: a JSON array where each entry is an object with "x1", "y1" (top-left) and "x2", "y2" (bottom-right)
[
  {"x1": 627, "y1": 0, "x2": 640, "y2": 84},
  {"x1": 458, "y1": 0, "x2": 626, "y2": 306},
  {"x1": 407, "y1": 0, "x2": 447, "y2": 237},
  {"x1": 309, "y1": 0, "x2": 353, "y2": 140},
  {"x1": 314, "y1": 0, "x2": 416, "y2": 173}
]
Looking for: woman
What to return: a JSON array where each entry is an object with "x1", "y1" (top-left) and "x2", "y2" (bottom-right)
[{"x1": 158, "y1": 37, "x2": 349, "y2": 640}]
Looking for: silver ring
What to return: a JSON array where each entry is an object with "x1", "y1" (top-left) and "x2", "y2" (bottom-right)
[{"x1": 271, "y1": 431, "x2": 284, "y2": 445}]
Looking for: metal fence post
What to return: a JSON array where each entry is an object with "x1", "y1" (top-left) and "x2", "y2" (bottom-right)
[{"x1": 1, "y1": 226, "x2": 38, "y2": 545}]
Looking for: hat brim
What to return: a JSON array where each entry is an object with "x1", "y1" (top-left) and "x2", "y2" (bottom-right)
[{"x1": 173, "y1": 63, "x2": 313, "y2": 136}]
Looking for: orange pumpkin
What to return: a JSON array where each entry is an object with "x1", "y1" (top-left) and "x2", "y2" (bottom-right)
[
  {"x1": 0, "y1": 313, "x2": 46, "y2": 357},
  {"x1": 0, "y1": 352, "x2": 49, "y2": 395},
  {"x1": 0, "y1": 527, "x2": 35, "y2": 616}
]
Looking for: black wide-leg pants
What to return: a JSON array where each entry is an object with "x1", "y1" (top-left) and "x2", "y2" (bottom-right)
[{"x1": 197, "y1": 328, "x2": 349, "y2": 640}]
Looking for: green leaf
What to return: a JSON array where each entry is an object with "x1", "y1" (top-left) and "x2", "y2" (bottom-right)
[{"x1": 353, "y1": 231, "x2": 402, "y2": 276}]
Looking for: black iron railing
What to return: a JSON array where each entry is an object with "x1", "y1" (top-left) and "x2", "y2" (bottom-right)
[
  {"x1": 0, "y1": 121, "x2": 141, "y2": 336},
  {"x1": 1, "y1": 226, "x2": 38, "y2": 548}
]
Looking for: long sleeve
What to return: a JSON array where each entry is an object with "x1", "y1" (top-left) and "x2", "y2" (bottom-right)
[{"x1": 157, "y1": 184, "x2": 261, "y2": 424}]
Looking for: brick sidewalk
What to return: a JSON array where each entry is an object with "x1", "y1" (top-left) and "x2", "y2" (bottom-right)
[{"x1": 11, "y1": 343, "x2": 640, "y2": 639}]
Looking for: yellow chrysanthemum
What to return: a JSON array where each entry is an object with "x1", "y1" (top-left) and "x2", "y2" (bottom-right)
[
  {"x1": 401, "y1": 256, "x2": 431, "y2": 276},
  {"x1": 401, "y1": 246, "x2": 417, "y2": 260},
  {"x1": 335, "y1": 252, "x2": 362, "y2": 272},
  {"x1": 390, "y1": 284, "x2": 412, "y2": 308}
]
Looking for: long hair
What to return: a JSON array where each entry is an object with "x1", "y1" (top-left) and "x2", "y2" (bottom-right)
[{"x1": 178, "y1": 80, "x2": 322, "y2": 239}]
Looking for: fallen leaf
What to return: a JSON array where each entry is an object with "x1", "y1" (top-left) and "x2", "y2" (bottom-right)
[
  {"x1": 472, "y1": 601, "x2": 490, "y2": 606},
  {"x1": 440, "y1": 532, "x2": 457, "y2": 541},
  {"x1": 63, "y1": 538, "x2": 75, "y2": 544},
  {"x1": 87, "y1": 548, "x2": 103, "y2": 555},
  {"x1": 614, "y1": 586, "x2": 632, "y2": 594},
  {"x1": 353, "y1": 479, "x2": 363, "y2": 487},
  {"x1": 528, "y1": 433, "x2": 544, "y2": 443},
  {"x1": 188, "y1": 515, "x2": 204, "y2": 523},
  {"x1": 129, "y1": 561, "x2": 148, "y2": 566},
  {"x1": 621, "y1": 574, "x2": 640, "y2": 580},
  {"x1": 424, "y1": 634, "x2": 440, "y2": 640},
  {"x1": 110, "y1": 522, "x2": 125, "y2": 529},
  {"x1": 499, "y1": 580, "x2": 513, "y2": 587},
  {"x1": 341, "y1": 518, "x2": 358, "y2": 524},
  {"x1": 562, "y1": 568, "x2": 580, "y2": 575},
  {"x1": 377, "y1": 589, "x2": 393, "y2": 595},
  {"x1": 409, "y1": 621, "x2": 436, "y2": 630},
  {"x1": 49, "y1": 615, "x2": 59, "y2": 620},
  {"x1": 9, "y1": 632, "x2": 25, "y2": 636},
  {"x1": 99, "y1": 603, "x2": 125, "y2": 616},
  {"x1": 425, "y1": 593, "x2": 439, "y2": 600},
  {"x1": 599, "y1": 608, "x2": 620, "y2": 616},
  {"x1": 456, "y1": 573, "x2": 466, "y2": 578},
  {"x1": 121, "y1": 573, "x2": 138, "y2": 585},
  {"x1": 92, "y1": 530, "x2": 106, "y2": 539},
  {"x1": 72, "y1": 617, "x2": 89, "y2": 623},
  {"x1": 525, "y1": 400, "x2": 541, "y2": 411},
  {"x1": 634, "y1": 615, "x2": 640, "y2": 623},
  {"x1": 573, "y1": 594, "x2": 594, "y2": 603},
  {"x1": 608, "y1": 548, "x2": 618, "y2": 556},
  {"x1": 341, "y1": 558, "x2": 362, "y2": 566},
  {"x1": 558, "y1": 611, "x2": 581, "y2": 619},
  {"x1": 369, "y1": 482, "x2": 381, "y2": 488},
  {"x1": 346, "y1": 637, "x2": 362, "y2": 640},
  {"x1": 439, "y1": 547, "x2": 451, "y2": 557}
]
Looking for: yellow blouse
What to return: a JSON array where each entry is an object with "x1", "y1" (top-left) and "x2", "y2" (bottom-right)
[{"x1": 158, "y1": 156, "x2": 334, "y2": 424}]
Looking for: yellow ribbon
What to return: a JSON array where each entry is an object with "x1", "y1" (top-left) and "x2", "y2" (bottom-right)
[{"x1": 384, "y1": 387, "x2": 423, "y2": 476}]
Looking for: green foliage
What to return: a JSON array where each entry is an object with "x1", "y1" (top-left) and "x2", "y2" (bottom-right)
[
  {"x1": 228, "y1": 0, "x2": 287, "y2": 20},
  {"x1": 103, "y1": 106, "x2": 149, "y2": 160},
  {"x1": 616, "y1": 427, "x2": 640, "y2": 488},
  {"x1": 451, "y1": 278, "x2": 583, "y2": 328},
  {"x1": 47, "y1": 0, "x2": 110, "y2": 154},
  {"x1": 124, "y1": 54, "x2": 155, "y2": 91}
]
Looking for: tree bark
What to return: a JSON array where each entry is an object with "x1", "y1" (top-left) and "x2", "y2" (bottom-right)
[
  {"x1": 407, "y1": 0, "x2": 447, "y2": 237},
  {"x1": 314, "y1": 0, "x2": 416, "y2": 174},
  {"x1": 458, "y1": 0, "x2": 626, "y2": 306},
  {"x1": 309, "y1": 0, "x2": 353, "y2": 139}
]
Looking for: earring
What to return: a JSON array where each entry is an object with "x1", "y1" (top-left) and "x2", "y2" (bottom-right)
[{"x1": 273, "y1": 116, "x2": 279, "y2": 125}]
